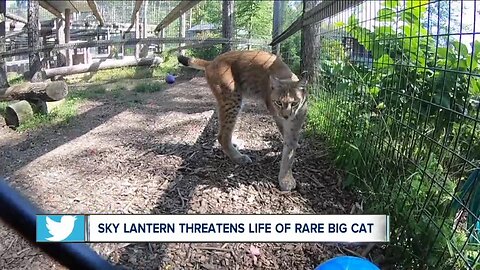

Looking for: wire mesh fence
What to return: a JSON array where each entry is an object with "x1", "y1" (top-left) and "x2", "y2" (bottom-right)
[{"x1": 276, "y1": 0, "x2": 480, "y2": 269}]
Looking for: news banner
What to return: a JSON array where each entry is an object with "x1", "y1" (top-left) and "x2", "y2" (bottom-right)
[{"x1": 36, "y1": 214, "x2": 390, "y2": 243}]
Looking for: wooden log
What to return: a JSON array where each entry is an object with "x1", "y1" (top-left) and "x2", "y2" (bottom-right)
[
  {"x1": 44, "y1": 57, "x2": 163, "y2": 78},
  {"x1": 30, "y1": 98, "x2": 65, "y2": 114},
  {"x1": 4, "y1": 100, "x2": 34, "y2": 128},
  {"x1": 0, "y1": 81, "x2": 68, "y2": 102}
]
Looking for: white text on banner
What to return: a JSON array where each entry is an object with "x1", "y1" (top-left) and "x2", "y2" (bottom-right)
[{"x1": 86, "y1": 214, "x2": 390, "y2": 243}]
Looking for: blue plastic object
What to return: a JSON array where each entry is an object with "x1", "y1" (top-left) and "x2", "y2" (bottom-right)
[
  {"x1": 166, "y1": 73, "x2": 176, "y2": 84},
  {"x1": 315, "y1": 256, "x2": 380, "y2": 270}
]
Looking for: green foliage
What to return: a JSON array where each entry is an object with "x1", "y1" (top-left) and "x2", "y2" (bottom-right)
[
  {"x1": 7, "y1": 73, "x2": 25, "y2": 85},
  {"x1": 192, "y1": 1, "x2": 222, "y2": 25},
  {"x1": 235, "y1": 0, "x2": 273, "y2": 39},
  {"x1": 278, "y1": 1, "x2": 303, "y2": 75},
  {"x1": 307, "y1": 0, "x2": 480, "y2": 268}
]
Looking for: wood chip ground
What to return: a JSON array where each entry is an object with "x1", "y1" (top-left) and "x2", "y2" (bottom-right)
[{"x1": 0, "y1": 75, "x2": 364, "y2": 270}]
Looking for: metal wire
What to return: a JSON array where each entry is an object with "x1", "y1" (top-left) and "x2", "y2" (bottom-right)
[{"x1": 276, "y1": 0, "x2": 480, "y2": 269}]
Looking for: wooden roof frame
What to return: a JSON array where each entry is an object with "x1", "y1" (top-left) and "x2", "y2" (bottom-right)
[
  {"x1": 39, "y1": 1, "x2": 64, "y2": 20},
  {"x1": 154, "y1": 0, "x2": 202, "y2": 34},
  {"x1": 86, "y1": 0, "x2": 105, "y2": 26}
]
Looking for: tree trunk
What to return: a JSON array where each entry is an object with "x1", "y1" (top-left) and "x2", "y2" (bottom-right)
[
  {"x1": 301, "y1": 0, "x2": 322, "y2": 83},
  {"x1": 222, "y1": 0, "x2": 234, "y2": 53},
  {"x1": 0, "y1": 81, "x2": 68, "y2": 102},
  {"x1": 272, "y1": 0, "x2": 285, "y2": 55},
  {"x1": 44, "y1": 57, "x2": 163, "y2": 78},
  {"x1": 0, "y1": 0, "x2": 9, "y2": 88},
  {"x1": 27, "y1": 0, "x2": 42, "y2": 82}
]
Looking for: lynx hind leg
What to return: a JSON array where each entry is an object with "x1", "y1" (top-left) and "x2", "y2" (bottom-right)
[{"x1": 216, "y1": 95, "x2": 252, "y2": 165}]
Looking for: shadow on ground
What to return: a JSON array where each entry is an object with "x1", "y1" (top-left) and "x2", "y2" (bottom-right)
[{"x1": 0, "y1": 73, "x2": 359, "y2": 270}]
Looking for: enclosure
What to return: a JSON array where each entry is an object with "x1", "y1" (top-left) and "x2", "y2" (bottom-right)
[{"x1": 0, "y1": 0, "x2": 479, "y2": 269}]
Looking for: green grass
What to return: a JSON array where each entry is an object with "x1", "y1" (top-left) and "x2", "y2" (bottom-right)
[
  {"x1": 133, "y1": 81, "x2": 166, "y2": 93},
  {"x1": 0, "y1": 101, "x2": 8, "y2": 117},
  {"x1": 14, "y1": 98, "x2": 81, "y2": 132},
  {"x1": 1, "y1": 54, "x2": 179, "y2": 132},
  {"x1": 65, "y1": 53, "x2": 180, "y2": 84}
]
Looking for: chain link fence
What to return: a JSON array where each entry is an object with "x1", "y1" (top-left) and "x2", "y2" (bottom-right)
[{"x1": 274, "y1": 0, "x2": 480, "y2": 269}]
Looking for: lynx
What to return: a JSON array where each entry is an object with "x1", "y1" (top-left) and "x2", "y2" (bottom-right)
[{"x1": 177, "y1": 50, "x2": 308, "y2": 191}]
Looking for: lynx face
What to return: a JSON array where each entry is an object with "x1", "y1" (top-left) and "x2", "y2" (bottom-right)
[{"x1": 270, "y1": 76, "x2": 308, "y2": 120}]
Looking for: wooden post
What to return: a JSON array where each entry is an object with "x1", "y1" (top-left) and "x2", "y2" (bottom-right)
[
  {"x1": 106, "y1": 28, "x2": 111, "y2": 55},
  {"x1": 64, "y1": 8, "x2": 72, "y2": 66},
  {"x1": 179, "y1": 13, "x2": 186, "y2": 54},
  {"x1": 272, "y1": 0, "x2": 285, "y2": 55},
  {"x1": 143, "y1": 0, "x2": 148, "y2": 38},
  {"x1": 160, "y1": 29, "x2": 165, "y2": 52},
  {"x1": 27, "y1": 0, "x2": 42, "y2": 82},
  {"x1": 135, "y1": 10, "x2": 140, "y2": 58},
  {"x1": 0, "y1": 0, "x2": 8, "y2": 88},
  {"x1": 188, "y1": 9, "x2": 192, "y2": 29},
  {"x1": 301, "y1": 0, "x2": 321, "y2": 82},
  {"x1": 222, "y1": 0, "x2": 234, "y2": 53},
  {"x1": 55, "y1": 18, "x2": 66, "y2": 67}
]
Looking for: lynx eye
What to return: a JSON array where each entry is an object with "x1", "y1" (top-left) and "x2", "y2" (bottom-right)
[
  {"x1": 291, "y1": 101, "x2": 300, "y2": 107},
  {"x1": 274, "y1": 101, "x2": 283, "y2": 107}
]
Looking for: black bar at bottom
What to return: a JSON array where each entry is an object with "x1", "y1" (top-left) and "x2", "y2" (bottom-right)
[{"x1": 0, "y1": 178, "x2": 119, "y2": 270}]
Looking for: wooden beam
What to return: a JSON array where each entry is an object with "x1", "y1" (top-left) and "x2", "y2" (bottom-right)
[
  {"x1": 6, "y1": 12, "x2": 27, "y2": 24},
  {"x1": 65, "y1": 8, "x2": 72, "y2": 66},
  {"x1": 179, "y1": 13, "x2": 186, "y2": 54},
  {"x1": 0, "y1": 37, "x2": 267, "y2": 58},
  {"x1": 86, "y1": 0, "x2": 104, "y2": 26},
  {"x1": 38, "y1": 1, "x2": 64, "y2": 20},
  {"x1": 154, "y1": 0, "x2": 202, "y2": 34},
  {"x1": 123, "y1": 0, "x2": 144, "y2": 38},
  {"x1": 270, "y1": 0, "x2": 364, "y2": 47}
]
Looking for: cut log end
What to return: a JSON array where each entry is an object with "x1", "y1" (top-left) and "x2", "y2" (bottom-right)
[
  {"x1": 45, "y1": 81, "x2": 69, "y2": 101},
  {"x1": 4, "y1": 100, "x2": 35, "y2": 128}
]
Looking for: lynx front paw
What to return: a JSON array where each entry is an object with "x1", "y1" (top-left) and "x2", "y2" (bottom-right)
[
  {"x1": 279, "y1": 174, "x2": 296, "y2": 191},
  {"x1": 284, "y1": 141, "x2": 300, "y2": 149},
  {"x1": 233, "y1": 154, "x2": 252, "y2": 165}
]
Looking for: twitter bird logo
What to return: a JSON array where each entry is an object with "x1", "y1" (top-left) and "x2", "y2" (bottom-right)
[
  {"x1": 46, "y1": 215, "x2": 77, "y2": 241},
  {"x1": 37, "y1": 215, "x2": 85, "y2": 242}
]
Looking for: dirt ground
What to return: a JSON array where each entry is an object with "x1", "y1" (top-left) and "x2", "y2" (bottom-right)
[{"x1": 0, "y1": 71, "x2": 365, "y2": 270}]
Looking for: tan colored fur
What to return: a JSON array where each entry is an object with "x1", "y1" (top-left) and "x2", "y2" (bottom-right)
[{"x1": 178, "y1": 50, "x2": 308, "y2": 191}]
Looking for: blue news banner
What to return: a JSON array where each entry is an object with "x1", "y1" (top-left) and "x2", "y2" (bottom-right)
[{"x1": 36, "y1": 214, "x2": 390, "y2": 243}]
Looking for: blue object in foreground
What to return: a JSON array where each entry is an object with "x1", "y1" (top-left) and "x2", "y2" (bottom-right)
[
  {"x1": 166, "y1": 73, "x2": 176, "y2": 84},
  {"x1": 315, "y1": 256, "x2": 380, "y2": 270}
]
